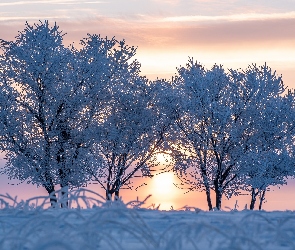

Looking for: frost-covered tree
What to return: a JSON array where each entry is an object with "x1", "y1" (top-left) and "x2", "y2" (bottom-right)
[
  {"x1": 88, "y1": 75, "x2": 174, "y2": 200},
  {"x1": 284, "y1": 89, "x2": 295, "y2": 163},
  {"x1": 242, "y1": 150, "x2": 290, "y2": 210},
  {"x1": 63, "y1": 34, "x2": 171, "y2": 200},
  {"x1": 238, "y1": 89, "x2": 294, "y2": 210},
  {"x1": 170, "y1": 61, "x2": 241, "y2": 210},
  {"x1": 170, "y1": 60, "x2": 288, "y2": 210},
  {"x1": 0, "y1": 20, "x2": 173, "y2": 204},
  {"x1": 0, "y1": 21, "x2": 94, "y2": 205}
]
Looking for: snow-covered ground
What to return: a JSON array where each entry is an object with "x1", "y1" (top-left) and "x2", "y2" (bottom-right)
[{"x1": 0, "y1": 190, "x2": 294, "y2": 250}]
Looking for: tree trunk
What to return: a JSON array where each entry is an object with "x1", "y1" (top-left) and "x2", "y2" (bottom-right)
[
  {"x1": 60, "y1": 183, "x2": 68, "y2": 208},
  {"x1": 250, "y1": 188, "x2": 257, "y2": 210},
  {"x1": 57, "y1": 142, "x2": 69, "y2": 208},
  {"x1": 214, "y1": 176, "x2": 222, "y2": 210},
  {"x1": 259, "y1": 190, "x2": 266, "y2": 210},
  {"x1": 43, "y1": 140, "x2": 57, "y2": 207},
  {"x1": 215, "y1": 188, "x2": 222, "y2": 210},
  {"x1": 205, "y1": 186, "x2": 213, "y2": 211},
  {"x1": 44, "y1": 181, "x2": 57, "y2": 207},
  {"x1": 200, "y1": 163, "x2": 212, "y2": 211},
  {"x1": 213, "y1": 149, "x2": 223, "y2": 210},
  {"x1": 106, "y1": 190, "x2": 112, "y2": 201},
  {"x1": 114, "y1": 190, "x2": 120, "y2": 201}
]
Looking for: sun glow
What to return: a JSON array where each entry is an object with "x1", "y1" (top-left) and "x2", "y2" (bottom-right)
[
  {"x1": 152, "y1": 172, "x2": 175, "y2": 195},
  {"x1": 154, "y1": 152, "x2": 173, "y2": 165}
]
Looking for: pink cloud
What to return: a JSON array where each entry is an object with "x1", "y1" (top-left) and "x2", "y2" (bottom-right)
[{"x1": 1, "y1": 17, "x2": 294, "y2": 86}]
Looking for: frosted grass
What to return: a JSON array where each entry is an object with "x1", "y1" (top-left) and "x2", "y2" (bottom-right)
[{"x1": 0, "y1": 188, "x2": 294, "y2": 250}]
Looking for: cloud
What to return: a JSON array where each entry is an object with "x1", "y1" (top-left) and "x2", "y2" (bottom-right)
[
  {"x1": 1, "y1": 0, "x2": 294, "y2": 24},
  {"x1": 2, "y1": 13, "x2": 294, "y2": 48},
  {"x1": 0, "y1": 0, "x2": 293, "y2": 86},
  {"x1": 0, "y1": 0, "x2": 105, "y2": 7},
  {"x1": 0, "y1": 0, "x2": 66, "y2": 6},
  {"x1": 0, "y1": 13, "x2": 294, "y2": 87},
  {"x1": 0, "y1": 16, "x2": 60, "y2": 21},
  {"x1": 161, "y1": 11, "x2": 295, "y2": 23}
]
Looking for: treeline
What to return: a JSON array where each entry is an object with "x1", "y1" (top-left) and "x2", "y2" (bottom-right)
[{"x1": 0, "y1": 21, "x2": 294, "y2": 210}]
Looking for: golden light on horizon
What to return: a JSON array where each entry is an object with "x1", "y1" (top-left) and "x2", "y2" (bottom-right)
[
  {"x1": 150, "y1": 172, "x2": 176, "y2": 210},
  {"x1": 154, "y1": 152, "x2": 173, "y2": 165},
  {"x1": 152, "y1": 172, "x2": 175, "y2": 192}
]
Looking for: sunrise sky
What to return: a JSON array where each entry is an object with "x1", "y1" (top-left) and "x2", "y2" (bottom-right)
[{"x1": 0, "y1": 0, "x2": 294, "y2": 211}]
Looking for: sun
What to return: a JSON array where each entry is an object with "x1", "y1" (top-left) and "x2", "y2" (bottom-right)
[{"x1": 152, "y1": 172, "x2": 175, "y2": 195}]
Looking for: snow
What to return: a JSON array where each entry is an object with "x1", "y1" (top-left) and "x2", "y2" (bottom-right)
[{"x1": 0, "y1": 190, "x2": 294, "y2": 250}]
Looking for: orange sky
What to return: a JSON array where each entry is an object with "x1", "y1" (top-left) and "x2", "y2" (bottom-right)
[
  {"x1": 1, "y1": 159, "x2": 294, "y2": 211},
  {"x1": 0, "y1": 0, "x2": 294, "y2": 210}
]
